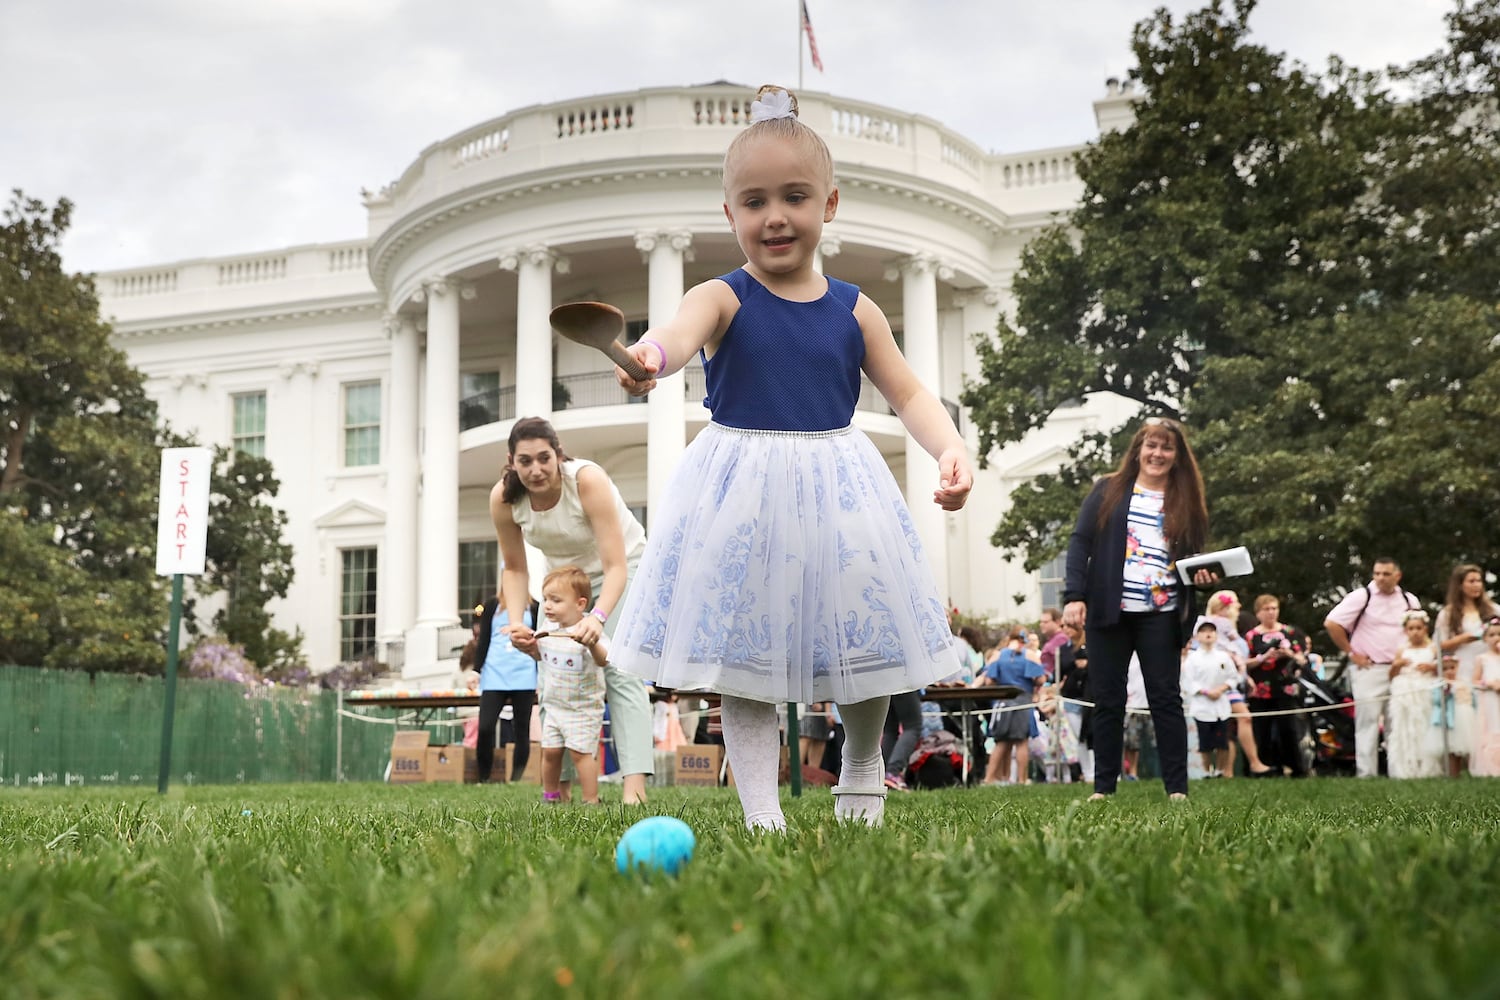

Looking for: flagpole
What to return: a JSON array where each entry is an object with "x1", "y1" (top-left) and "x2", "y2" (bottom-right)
[{"x1": 797, "y1": 0, "x2": 804, "y2": 90}]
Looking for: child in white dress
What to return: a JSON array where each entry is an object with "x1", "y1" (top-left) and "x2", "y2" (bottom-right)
[
  {"x1": 608, "y1": 85, "x2": 974, "y2": 830},
  {"x1": 1428, "y1": 657, "x2": 1475, "y2": 776},
  {"x1": 1387, "y1": 610, "x2": 1442, "y2": 779},
  {"x1": 535, "y1": 566, "x2": 609, "y2": 804},
  {"x1": 1470, "y1": 620, "x2": 1500, "y2": 776}
]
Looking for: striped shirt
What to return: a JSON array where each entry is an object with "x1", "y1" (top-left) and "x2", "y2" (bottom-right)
[{"x1": 1121, "y1": 485, "x2": 1178, "y2": 612}]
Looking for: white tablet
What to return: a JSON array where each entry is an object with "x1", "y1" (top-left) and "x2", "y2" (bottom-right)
[{"x1": 1177, "y1": 546, "x2": 1254, "y2": 585}]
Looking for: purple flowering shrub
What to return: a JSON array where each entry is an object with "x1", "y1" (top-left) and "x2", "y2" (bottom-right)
[
  {"x1": 317, "y1": 655, "x2": 386, "y2": 691},
  {"x1": 185, "y1": 638, "x2": 259, "y2": 684}
]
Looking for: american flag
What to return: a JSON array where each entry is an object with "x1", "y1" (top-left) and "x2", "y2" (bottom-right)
[{"x1": 802, "y1": 1, "x2": 824, "y2": 73}]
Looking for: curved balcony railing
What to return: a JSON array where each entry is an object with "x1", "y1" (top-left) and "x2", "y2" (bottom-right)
[{"x1": 459, "y1": 366, "x2": 961, "y2": 432}]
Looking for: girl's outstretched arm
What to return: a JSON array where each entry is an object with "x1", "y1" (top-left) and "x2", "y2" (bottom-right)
[
  {"x1": 855, "y1": 293, "x2": 973, "y2": 511},
  {"x1": 614, "y1": 280, "x2": 737, "y2": 395}
]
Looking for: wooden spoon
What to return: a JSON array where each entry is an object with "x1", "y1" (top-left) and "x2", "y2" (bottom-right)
[{"x1": 548, "y1": 302, "x2": 652, "y2": 382}]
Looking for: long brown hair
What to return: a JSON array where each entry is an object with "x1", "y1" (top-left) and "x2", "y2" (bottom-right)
[
  {"x1": 500, "y1": 416, "x2": 570, "y2": 505},
  {"x1": 1096, "y1": 417, "x2": 1207, "y2": 557},
  {"x1": 1443, "y1": 563, "x2": 1497, "y2": 628}
]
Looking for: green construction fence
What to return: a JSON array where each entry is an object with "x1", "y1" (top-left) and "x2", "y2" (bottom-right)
[{"x1": 0, "y1": 665, "x2": 453, "y2": 788}]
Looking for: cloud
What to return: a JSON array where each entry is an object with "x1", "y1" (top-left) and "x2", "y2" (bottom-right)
[{"x1": 1, "y1": 0, "x2": 1454, "y2": 272}]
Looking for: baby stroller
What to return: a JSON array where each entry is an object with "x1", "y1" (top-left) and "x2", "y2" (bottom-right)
[{"x1": 1297, "y1": 668, "x2": 1357, "y2": 777}]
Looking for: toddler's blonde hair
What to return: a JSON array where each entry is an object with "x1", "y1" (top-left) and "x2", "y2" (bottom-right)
[
  {"x1": 723, "y1": 85, "x2": 835, "y2": 192},
  {"x1": 543, "y1": 565, "x2": 592, "y2": 604}
]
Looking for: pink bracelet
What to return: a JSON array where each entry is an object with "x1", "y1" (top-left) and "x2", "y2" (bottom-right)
[
  {"x1": 640, "y1": 337, "x2": 668, "y2": 373},
  {"x1": 590, "y1": 607, "x2": 609, "y2": 624}
]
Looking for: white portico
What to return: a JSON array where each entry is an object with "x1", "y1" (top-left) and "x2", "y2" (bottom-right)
[{"x1": 100, "y1": 81, "x2": 1143, "y2": 678}]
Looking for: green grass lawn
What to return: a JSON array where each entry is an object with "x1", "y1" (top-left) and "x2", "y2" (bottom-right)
[{"x1": 2, "y1": 778, "x2": 1497, "y2": 998}]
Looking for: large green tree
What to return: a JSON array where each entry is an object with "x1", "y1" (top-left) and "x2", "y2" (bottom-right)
[
  {"x1": 961, "y1": 0, "x2": 1500, "y2": 629},
  {"x1": 0, "y1": 191, "x2": 168, "y2": 671},
  {"x1": 192, "y1": 445, "x2": 304, "y2": 673},
  {"x1": 1, "y1": 191, "x2": 302, "y2": 673}
]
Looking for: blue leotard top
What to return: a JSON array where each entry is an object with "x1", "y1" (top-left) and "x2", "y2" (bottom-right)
[{"x1": 701, "y1": 269, "x2": 865, "y2": 432}]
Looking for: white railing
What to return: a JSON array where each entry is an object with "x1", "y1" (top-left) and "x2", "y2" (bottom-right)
[
  {"x1": 942, "y1": 139, "x2": 981, "y2": 177},
  {"x1": 218, "y1": 256, "x2": 288, "y2": 285},
  {"x1": 997, "y1": 153, "x2": 1077, "y2": 189},
  {"x1": 692, "y1": 92, "x2": 754, "y2": 126},
  {"x1": 556, "y1": 101, "x2": 634, "y2": 137},
  {"x1": 326, "y1": 246, "x2": 367, "y2": 272},
  {"x1": 453, "y1": 125, "x2": 510, "y2": 165},
  {"x1": 829, "y1": 105, "x2": 904, "y2": 146},
  {"x1": 109, "y1": 269, "x2": 178, "y2": 297}
]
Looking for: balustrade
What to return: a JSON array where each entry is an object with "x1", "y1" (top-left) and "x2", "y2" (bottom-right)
[
  {"x1": 327, "y1": 246, "x2": 367, "y2": 272},
  {"x1": 829, "y1": 106, "x2": 904, "y2": 146},
  {"x1": 109, "y1": 269, "x2": 178, "y2": 297},
  {"x1": 218, "y1": 256, "x2": 288, "y2": 285},
  {"x1": 692, "y1": 93, "x2": 753, "y2": 126},
  {"x1": 556, "y1": 102, "x2": 633, "y2": 138},
  {"x1": 998, "y1": 154, "x2": 1076, "y2": 189},
  {"x1": 453, "y1": 126, "x2": 509, "y2": 165},
  {"x1": 455, "y1": 367, "x2": 956, "y2": 430}
]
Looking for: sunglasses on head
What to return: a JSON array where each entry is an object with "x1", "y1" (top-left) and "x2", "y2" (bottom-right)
[{"x1": 1142, "y1": 416, "x2": 1180, "y2": 431}]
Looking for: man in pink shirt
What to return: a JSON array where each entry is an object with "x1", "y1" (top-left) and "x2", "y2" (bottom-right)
[
  {"x1": 1038, "y1": 607, "x2": 1070, "y2": 681},
  {"x1": 1324, "y1": 558, "x2": 1422, "y2": 777}
]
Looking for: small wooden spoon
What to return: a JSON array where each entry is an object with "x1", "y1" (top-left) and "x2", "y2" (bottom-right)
[{"x1": 549, "y1": 301, "x2": 652, "y2": 382}]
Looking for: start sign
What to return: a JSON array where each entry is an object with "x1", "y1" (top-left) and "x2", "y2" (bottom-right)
[{"x1": 154, "y1": 447, "x2": 212, "y2": 576}]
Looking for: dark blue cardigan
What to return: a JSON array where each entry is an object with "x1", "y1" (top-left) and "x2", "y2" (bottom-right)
[{"x1": 1063, "y1": 478, "x2": 1200, "y2": 634}]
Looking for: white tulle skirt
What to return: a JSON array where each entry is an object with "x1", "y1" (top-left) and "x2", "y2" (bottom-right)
[{"x1": 611, "y1": 422, "x2": 961, "y2": 704}]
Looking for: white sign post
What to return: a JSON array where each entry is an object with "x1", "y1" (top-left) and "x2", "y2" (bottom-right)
[{"x1": 154, "y1": 447, "x2": 212, "y2": 793}]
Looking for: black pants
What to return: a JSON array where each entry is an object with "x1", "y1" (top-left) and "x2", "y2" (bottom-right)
[
  {"x1": 477, "y1": 689, "x2": 536, "y2": 782},
  {"x1": 881, "y1": 691, "x2": 923, "y2": 779},
  {"x1": 1250, "y1": 699, "x2": 1308, "y2": 776},
  {"x1": 1086, "y1": 611, "x2": 1189, "y2": 795}
]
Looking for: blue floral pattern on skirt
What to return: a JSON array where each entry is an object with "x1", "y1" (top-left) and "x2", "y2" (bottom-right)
[{"x1": 611, "y1": 423, "x2": 961, "y2": 703}]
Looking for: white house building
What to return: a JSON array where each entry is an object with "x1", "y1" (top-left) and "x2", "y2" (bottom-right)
[{"x1": 100, "y1": 81, "x2": 1142, "y2": 680}]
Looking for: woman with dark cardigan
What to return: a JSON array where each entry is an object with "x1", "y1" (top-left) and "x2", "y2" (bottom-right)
[{"x1": 1061, "y1": 418, "x2": 1216, "y2": 802}]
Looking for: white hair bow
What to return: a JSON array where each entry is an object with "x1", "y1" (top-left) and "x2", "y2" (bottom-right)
[{"x1": 749, "y1": 89, "x2": 795, "y2": 123}]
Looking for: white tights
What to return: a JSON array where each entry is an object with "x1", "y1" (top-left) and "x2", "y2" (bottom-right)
[{"x1": 719, "y1": 694, "x2": 890, "y2": 831}]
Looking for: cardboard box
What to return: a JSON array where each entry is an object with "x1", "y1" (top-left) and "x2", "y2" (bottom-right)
[
  {"x1": 501, "y1": 743, "x2": 542, "y2": 785},
  {"x1": 426, "y1": 744, "x2": 472, "y2": 784},
  {"x1": 673, "y1": 744, "x2": 725, "y2": 787},
  {"x1": 389, "y1": 730, "x2": 430, "y2": 784}
]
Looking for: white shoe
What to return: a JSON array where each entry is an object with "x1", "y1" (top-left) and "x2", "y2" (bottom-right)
[{"x1": 830, "y1": 783, "x2": 887, "y2": 827}]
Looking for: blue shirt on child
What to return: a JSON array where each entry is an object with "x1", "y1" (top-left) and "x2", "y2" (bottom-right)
[
  {"x1": 481, "y1": 608, "x2": 537, "y2": 691},
  {"x1": 985, "y1": 648, "x2": 1044, "y2": 691}
]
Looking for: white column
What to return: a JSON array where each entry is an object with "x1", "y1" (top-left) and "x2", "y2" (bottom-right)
[
  {"x1": 500, "y1": 245, "x2": 568, "y2": 420},
  {"x1": 637, "y1": 229, "x2": 692, "y2": 516},
  {"x1": 814, "y1": 235, "x2": 842, "y2": 275},
  {"x1": 948, "y1": 287, "x2": 1001, "y2": 622},
  {"x1": 381, "y1": 312, "x2": 420, "y2": 644},
  {"x1": 415, "y1": 277, "x2": 466, "y2": 629},
  {"x1": 892, "y1": 253, "x2": 951, "y2": 603},
  {"x1": 957, "y1": 286, "x2": 1003, "y2": 388}
]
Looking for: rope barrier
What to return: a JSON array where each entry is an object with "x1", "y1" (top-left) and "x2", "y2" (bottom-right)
[{"x1": 1056, "y1": 678, "x2": 1449, "y2": 718}]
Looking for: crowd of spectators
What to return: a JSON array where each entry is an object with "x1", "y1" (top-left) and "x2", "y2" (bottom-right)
[{"x1": 873, "y1": 558, "x2": 1499, "y2": 788}]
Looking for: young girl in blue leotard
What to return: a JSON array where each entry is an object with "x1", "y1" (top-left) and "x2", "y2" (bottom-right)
[{"x1": 608, "y1": 84, "x2": 974, "y2": 831}]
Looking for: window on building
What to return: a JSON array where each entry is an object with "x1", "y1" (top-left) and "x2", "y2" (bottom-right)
[
  {"x1": 343, "y1": 381, "x2": 381, "y2": 467},
  {"x1": 231, "y1": 391, "x2": 266, "y2": 457},
  {"x1": 1038, "y1": 555, "x2": 1065, "y2": 612},
  {"x1": 339, "y1": 547, "x2": 378, "y2": 661},
  {"x1": 458, "y1": 540, "x2": 499, "y2": 627},
  {"x1": 460, "y1": 371, "x2": 501, "y2": 430}
]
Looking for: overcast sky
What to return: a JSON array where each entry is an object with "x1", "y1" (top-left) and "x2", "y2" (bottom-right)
[{"x1": 6, "y1": 0, "x2": 1455, "y2": 275}]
